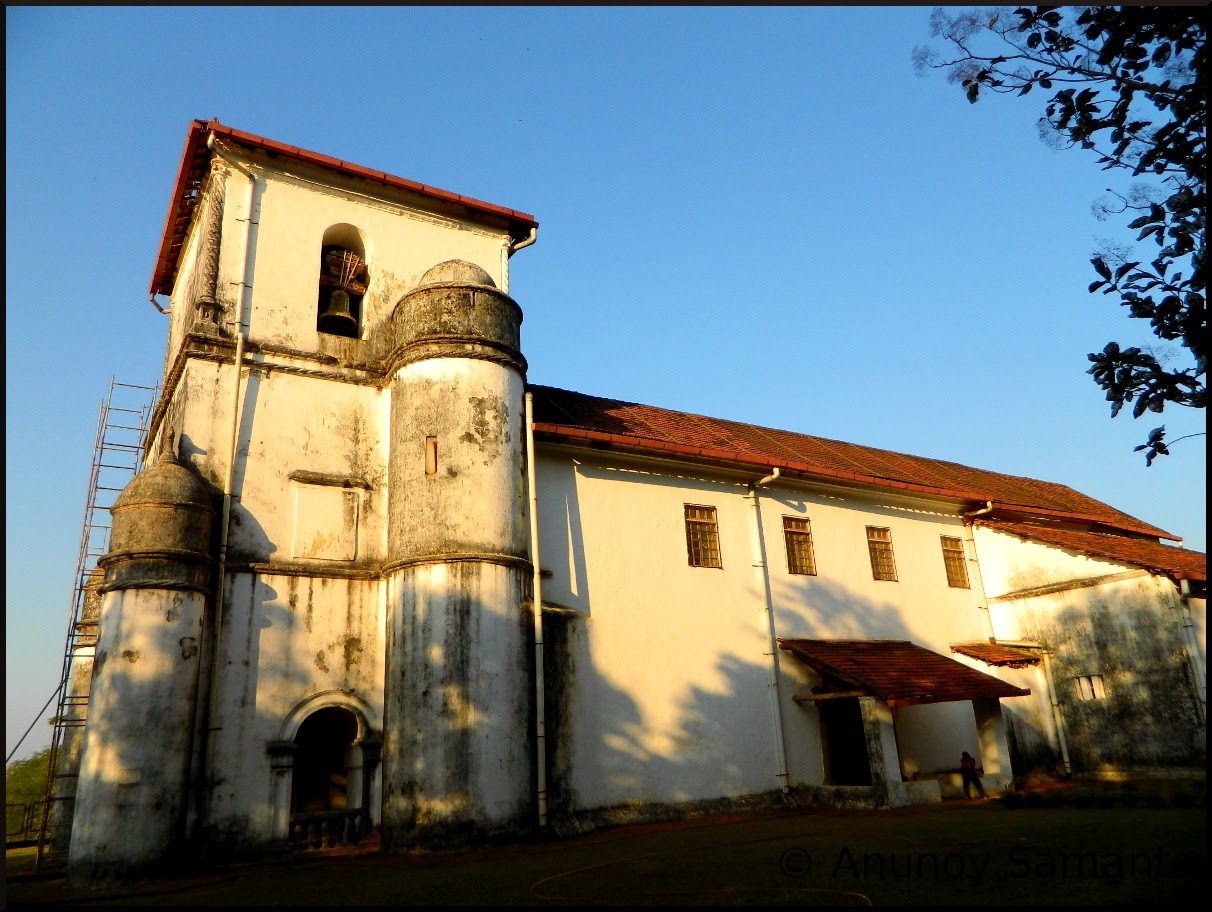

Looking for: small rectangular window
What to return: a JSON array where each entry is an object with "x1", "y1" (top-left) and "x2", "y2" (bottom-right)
[
  {"x1": 1075, "y1": 675, "x2": 1106, "y2": 701},
  {"x1": 940, "y1": 536, "x2": 970, "y2": 589},
  {"x1": 783, "y1": 516, "x2": 817, "y2": 576},
  {"x1": 685, "y1": 505, "x2": 722, "y2": 569},
  {"x1": 425, "y1": 436, "x2": 438, "y2": 475},
  {"x1": 866, "y1": 526, "x2": 897, "y2": 581}
]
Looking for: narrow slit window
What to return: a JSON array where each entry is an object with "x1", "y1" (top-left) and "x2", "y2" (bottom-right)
[
  {"x1": 684, "y1": 505, "x2": 722, "y2": 569},
  {"x1": 866, "y1": 526, "x2": 897, "y2": 581},
  {"x1": 783, "y1": 516, "x2": 817, "y2": 576},
  {"x1": 425, "y1": 437, "x2": 438, "y2": 475},
  {"x1": 940, "y1": 535, "x2": 970, "y2": 588}
]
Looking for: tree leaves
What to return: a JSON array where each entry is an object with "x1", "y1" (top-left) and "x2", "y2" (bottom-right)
[
  {"x1": 920, "y1": 7, "x2": 1205, "y2": 465},
  {"x1": 1133, "y1": 426, "x2": 1169, "y2": 466}
]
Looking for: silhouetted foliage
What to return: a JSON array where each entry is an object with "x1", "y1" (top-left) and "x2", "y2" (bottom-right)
[
  {"x1": 916, "y1": 7, "x2": 1205, "y2": 462},
  {"x1": 6, "y1": 747, "x2": 51, "y2": 806}
]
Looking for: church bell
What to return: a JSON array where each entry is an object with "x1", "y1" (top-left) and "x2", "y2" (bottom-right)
[{"x1": 318, "y1": 288, "x2": 359, "y2": 336}]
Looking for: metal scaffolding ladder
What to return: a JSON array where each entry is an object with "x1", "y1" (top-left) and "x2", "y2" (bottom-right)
[{"x1": 35, "y1": 378, "x2": 158, "y2": 873}]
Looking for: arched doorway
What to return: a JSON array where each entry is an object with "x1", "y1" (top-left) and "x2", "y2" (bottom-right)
[
  {"x1": 288, "y1": 706, "x2": 367, "y2": 849},
  {"x1": 292, "y1": 706, "x2": 359, "y2": 813}
]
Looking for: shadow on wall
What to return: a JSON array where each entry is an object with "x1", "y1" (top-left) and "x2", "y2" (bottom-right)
[
  {"x1": 539, "y1": 468, "x2": 1011, "y2": 817},
  {"x1": 1039, "y1": 592, "x2": 1205, "y2": 770},
  {"x1": 542, "y1": 604, "x2": 1002, "y2": 817},
  {"x1": 69, "y1": 595, "x2": 205, "y2": 883}
]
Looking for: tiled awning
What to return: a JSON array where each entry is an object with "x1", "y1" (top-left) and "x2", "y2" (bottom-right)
[
  {"x1": 778, "y1": 639, "x2": 1030, "y2": 707},
  {"x1": 950, "y1": 641, "x2": 1041, "y2": 669}
]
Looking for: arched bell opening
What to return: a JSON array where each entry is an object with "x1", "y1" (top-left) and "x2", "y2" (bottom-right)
[{"x1": 316, "y1": 224, "x2": 368, "y2": 339}]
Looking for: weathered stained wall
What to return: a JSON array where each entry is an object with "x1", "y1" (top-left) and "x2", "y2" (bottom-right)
[
  {"x1": 531, "y1": 449, "x2": 1002, "y2": 813},
  {"x1": 202, "y1": 572, "x2": 385, "y2": 853},
  {"x1": 388, "y1": 360, "x2": 526, "y2": 561},
  {"x1": 382, "y1": 563, "x2": 533, "y2": 845},
  {"x1": 69, "y1": 589, "x2": 206, "y2": 880},
  {"x1": 212, "y1": 148, "x2": 511, "y2": 354},
  {"x1": 974, "y1": 526, "x2": 1205, "y2": 772}
]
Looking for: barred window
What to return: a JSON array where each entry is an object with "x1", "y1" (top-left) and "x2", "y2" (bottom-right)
[
  {"x1": 783, "y1": 516, "x2": 817, "y2": 576},
  {"x1": 866, "y1": 526, "x2": 897, "y2": 581},
  {"x1": 940, "y1": 536, "x2": 970, "y2": 589},
  {"x1": 685, "y1": 505, "x2": 722, "y2": 568}
]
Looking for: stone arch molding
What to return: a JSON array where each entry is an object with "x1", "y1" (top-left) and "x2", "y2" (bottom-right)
[
  {"x1": 269, "y1": 690, "x2": 382, "y2": 843},
  {"x1": 279, "y1": 689, "x2": 379, "y2": 743}
]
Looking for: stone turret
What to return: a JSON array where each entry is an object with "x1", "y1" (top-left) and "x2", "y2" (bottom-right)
[
  {"x1": 68, "y1": 447, "x2": 213, "y2": 882},
  {"x1": 381, "y1": 260, "x2": 532, "y2": 846}
]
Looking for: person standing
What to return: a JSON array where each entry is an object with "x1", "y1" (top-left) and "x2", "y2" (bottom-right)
[{"x1": 960, "y1": 751, "x2": 987, "y2": 798}]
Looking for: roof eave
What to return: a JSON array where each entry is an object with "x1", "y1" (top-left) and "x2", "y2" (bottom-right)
[{"x1": 533, "y1": 423, "x2": 1179, "y2": 540}]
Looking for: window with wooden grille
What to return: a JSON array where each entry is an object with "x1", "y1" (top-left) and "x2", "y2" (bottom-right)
[
  {"x1": 684, "y1": 505, "x2": 722, "y2": 568},
  {"x1": 940, "y1": 535, "x2": 970, "y2": 588},
  {"x1": 783, "y1": 516, "x2": 817, "y2": 576},
  {"x1": 866, "y1": 526, "x2": 897, "y2": 581},
  {"x1": 1075, "y1": 674, "x2": 1106, "y2": 701}
]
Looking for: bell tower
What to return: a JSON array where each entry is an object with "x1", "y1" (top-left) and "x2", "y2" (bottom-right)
[{"x1": 67, "y1": 120, "x2": 540, "y2": 877}]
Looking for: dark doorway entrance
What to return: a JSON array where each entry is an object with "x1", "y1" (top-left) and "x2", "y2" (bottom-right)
[
  {"x1": 819, "y1": 698, "x2": 872, "y2": 786},
  {"x1": 292, "y1": 706, "x2": 359, "y2": 813}
]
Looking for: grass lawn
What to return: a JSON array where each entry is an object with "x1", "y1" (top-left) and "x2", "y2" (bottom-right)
[{"x1": 6, "y1": 801, "x2": 1205, "y2": 906}]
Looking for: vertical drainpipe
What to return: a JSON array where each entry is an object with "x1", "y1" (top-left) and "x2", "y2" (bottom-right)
[
  {"x1": 962, "y1": 502, "x2": 996, "y2": 640},
  {"x1": 747, "y1": 468, "x2": 790, "y2": 794},
  {"x1": 202, "y1": 134, "x2": 256, "y2": 800},
  {"x1": 967, "y1": 508, "x2": 1071, "y2": 774},
  {"x1": 1039, "y1": 652, "x2": 1073, "y2": 774},
  {"x1": 524, "y1": 392, "x2": 548, "y2": 828}
]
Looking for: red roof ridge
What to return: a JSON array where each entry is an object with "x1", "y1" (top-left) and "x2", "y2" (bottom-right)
[
  {"x1": 531, "y1": 385, "x2": 1099, "y2": 489},
  {"x1": 528, "y1": 384, "x2": 1179, "y2": 541},
  {"x1": 976, "y1": 519, "x2": 1205, "y2": 583}
]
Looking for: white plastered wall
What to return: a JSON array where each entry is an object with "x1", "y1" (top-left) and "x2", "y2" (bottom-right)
[
  {"x1": 214, "y1": 153, "x2": 511, "y2": 350},
  {"x1": 533, "y1": 449, "x2": 1008, "y2": 809},
  {"x1": 205, "y1": 572, "x2": 386, "y2": 846}
]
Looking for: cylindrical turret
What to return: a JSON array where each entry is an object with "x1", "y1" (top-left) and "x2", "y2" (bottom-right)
[
  {"x1": 68, "y1": 449, "x2": 213, "y2": 882},
  {"x1": 382, "y1": 260, "x2": 533, "y2": 846}
]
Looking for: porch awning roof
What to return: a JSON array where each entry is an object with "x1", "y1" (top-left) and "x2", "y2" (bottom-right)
[
  {"x1": 950, "y1": 641, "x2": 1041, "y2": 668},
  {"x1": 778, "y1": 638, "x2": 1031, "y2": 707}
]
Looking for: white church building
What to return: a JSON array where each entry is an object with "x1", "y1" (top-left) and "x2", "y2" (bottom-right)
[{"x1": 64, "y1": 120, "x2": 1207, "y2": 881}]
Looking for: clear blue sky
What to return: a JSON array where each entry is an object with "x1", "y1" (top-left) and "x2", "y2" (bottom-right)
[{"x1": 6, "y1": 7, "x2": 1205, "y2": 761}]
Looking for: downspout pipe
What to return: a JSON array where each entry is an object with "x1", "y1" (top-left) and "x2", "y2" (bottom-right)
[
  {"x1": 748, "y1": 467, "x2": 790, "y2": 794},
  {"x1": 524, "y1": 392, "x2": 548, "y2": 828},
  {"x1": 1039, "y1": 651, "x2": 1073, "y2": 774},
  {"x1": 507, "y1": 226, "x2": 538, "y2": 257},
  {"x1": 149, "y1": 293, "x2": 171, "y2": 314},
  {"x1": 501, "y1": 227, "x2": 537, "y2": 296},
  {"x1": 201, "y1": 133, "x2": 256, "y2": 801},
  {"x1": 993, "y1": 639, "x2": 1072, "y2": 774},
  {"x1": 966, "y1": 499, "x2": 1072, "y2": 775},
  {"x1": 961, "y1": 501, "x2": 996, "y2": 639}
]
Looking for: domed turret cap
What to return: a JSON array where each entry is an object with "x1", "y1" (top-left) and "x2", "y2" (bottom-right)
[
  {"x1": 112, "y1": 456, "x2": 213, "y2": 512},
  {"x1": 103, "y1": 441, "x2": 215, "y2": 589},
  {"x1": 417, "y1": 259, "x2": 496, "y2": 288}
]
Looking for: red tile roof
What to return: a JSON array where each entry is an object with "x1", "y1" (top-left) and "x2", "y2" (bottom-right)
[
  {"x1": 529, "y1": 385, "x2": 1177, "y2": 540},
  {"x1": 778, "y1": 639, "x2": 1031, "y2": 706},
  {"x1": 950, "y1": 642, "x2": 1041, "y2": 668},
  {"x1": 150, "y1": 119, "x2": 538, "y2": 297},
  {"x1": 977, "y1": 520, "x2": 1206, "y2": 583}
]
